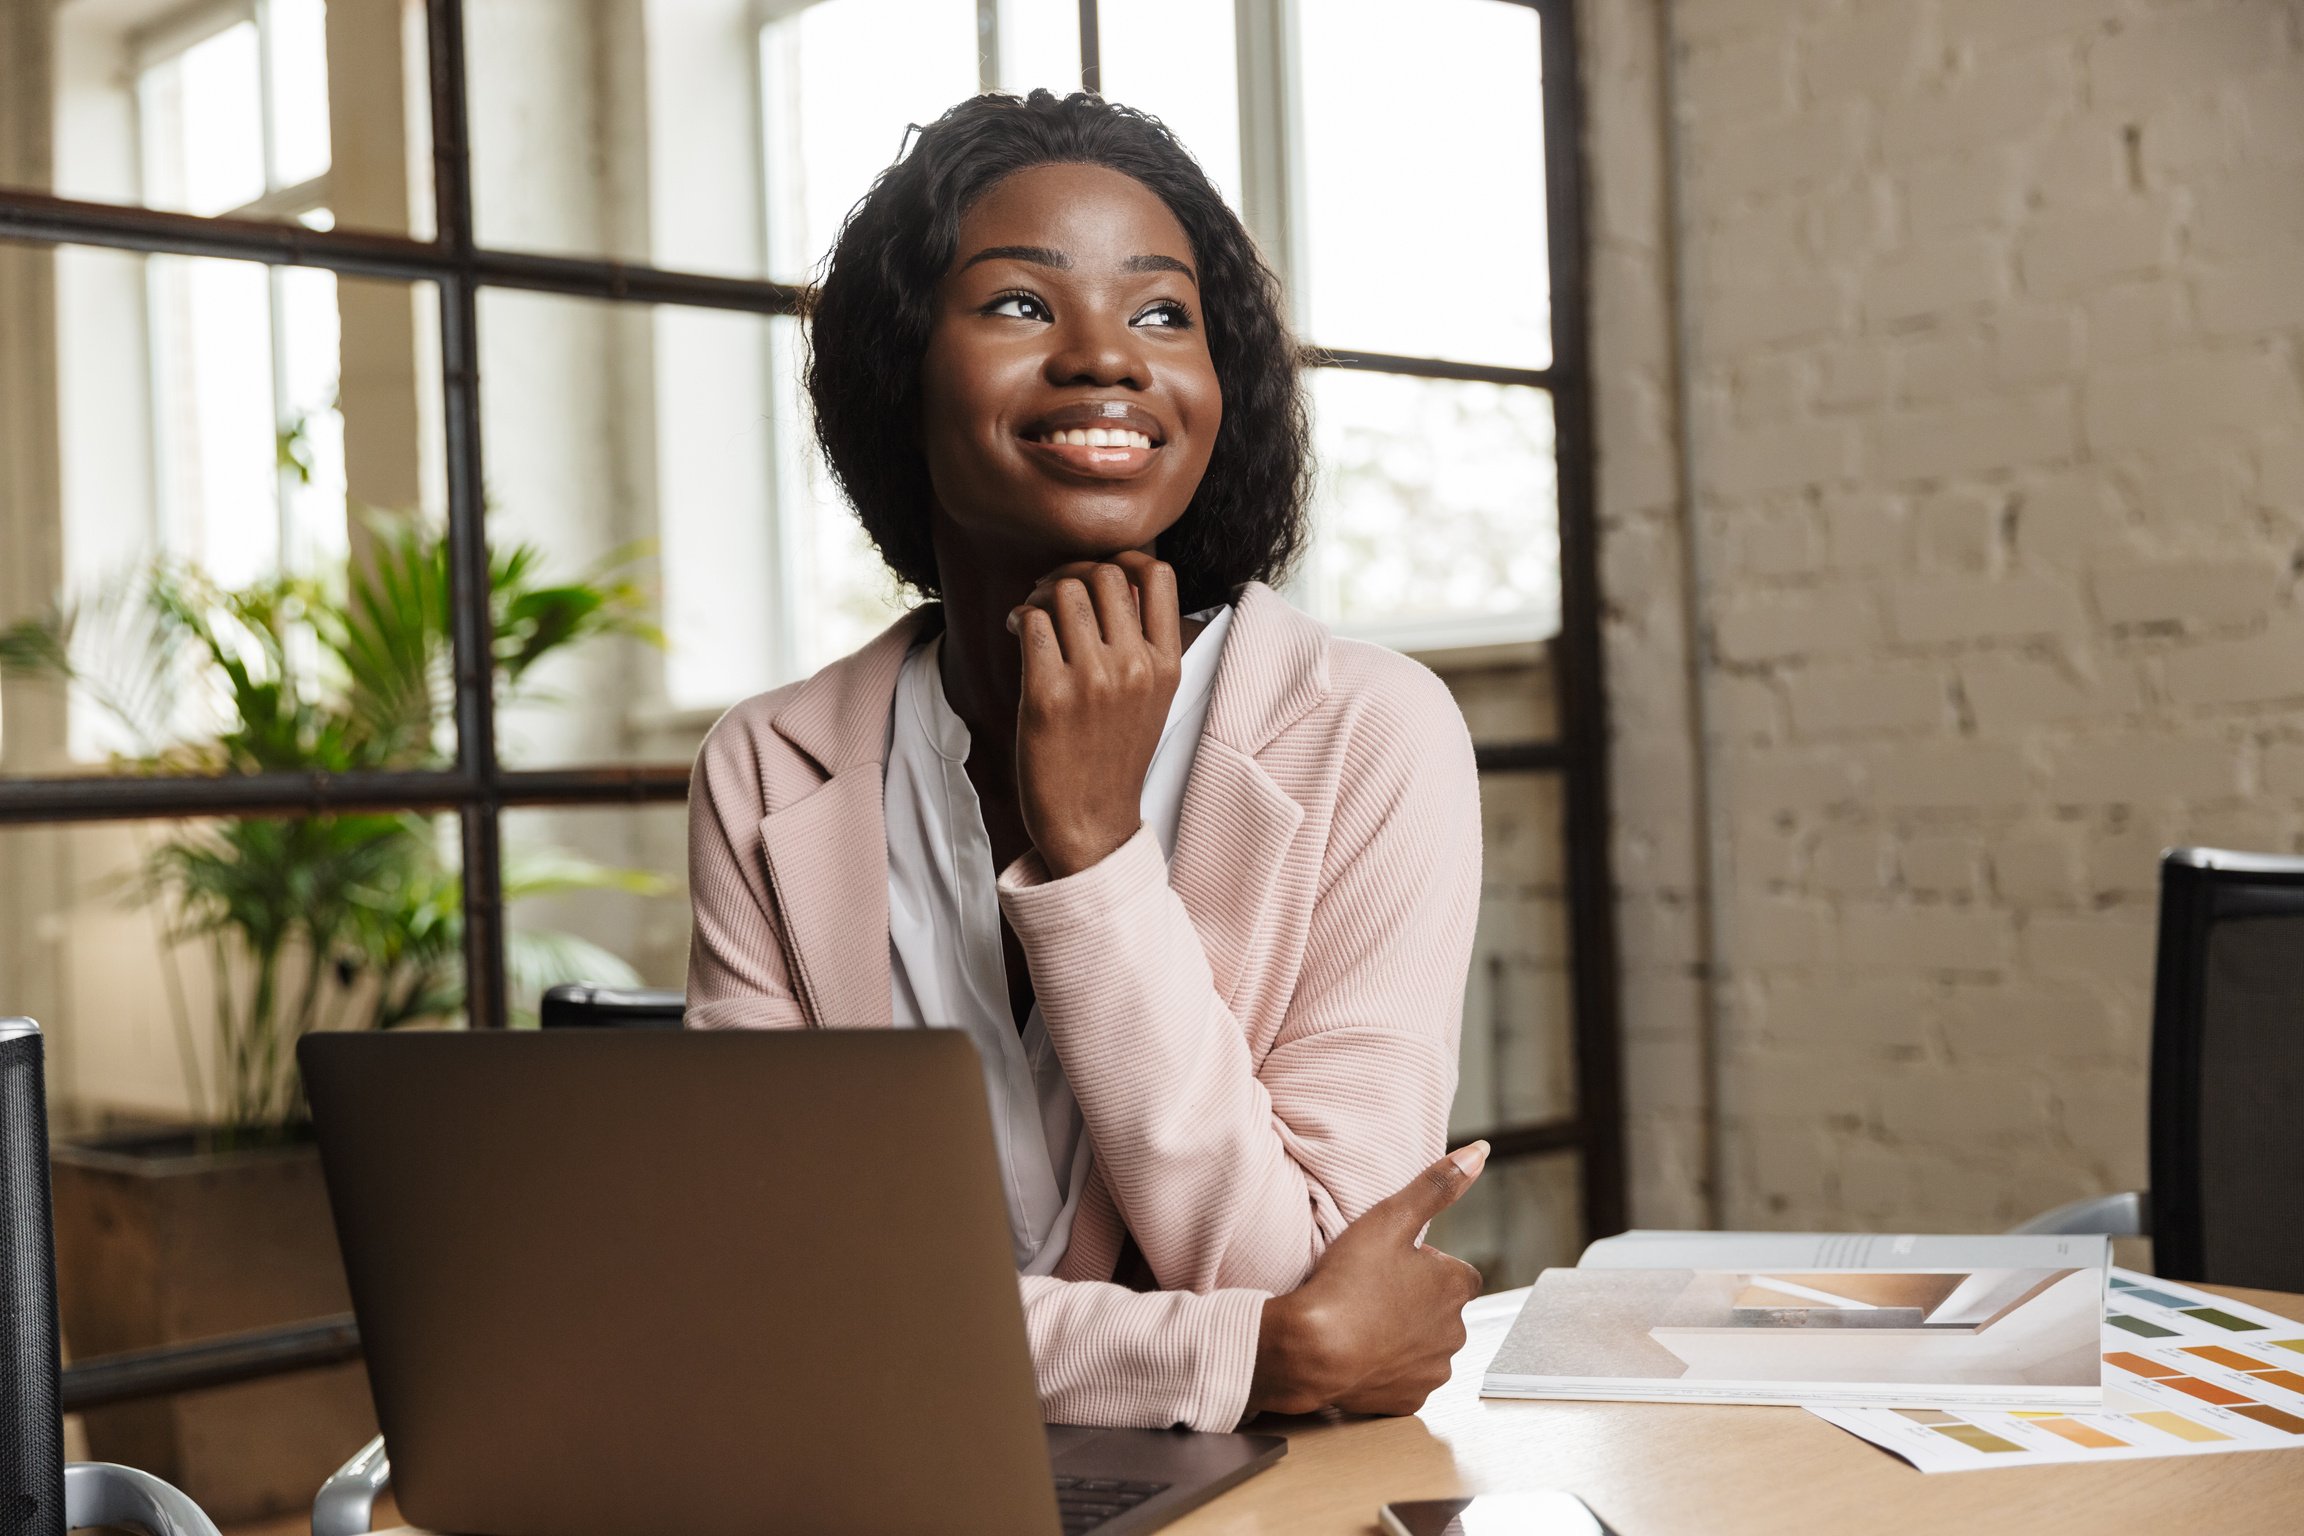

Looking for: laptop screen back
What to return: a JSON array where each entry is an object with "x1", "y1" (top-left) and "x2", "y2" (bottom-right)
[{"x1": 300, "y1": 1029, "x2": 1060, "y2": 1536}]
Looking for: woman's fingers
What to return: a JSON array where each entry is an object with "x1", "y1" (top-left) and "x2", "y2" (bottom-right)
[
  {"x1": 1013, "y1": 604, "x2": 1061, "y2": 678},
  {"x1": 1044, "y1": 576, "x2": 1102, "y2": 663},
  {"x1": 1086, "y1": 562, "x2": 1141, "y2": 646},
  {"x1": 1013, "y1": 556, "x2": 1176, "y2": 656},
  {"x1": 1109, "y1": 551, "x2": 1181, "y2": 659}
]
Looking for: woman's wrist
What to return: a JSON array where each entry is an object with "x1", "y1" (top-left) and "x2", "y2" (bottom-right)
[
  {"x1": 1246, "y1": 1292, "x2": 1338, "y2": 1418},
  {"x1": 1037, "y1": 822, "x2": 1136, "y2": 879}
]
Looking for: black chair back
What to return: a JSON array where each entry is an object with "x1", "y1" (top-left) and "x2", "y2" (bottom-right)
[
  {"x1": 1, "y1": 1019, "x2": 67, "y2": 1536},
  {"x1": 537, "y1": 984, "x2": 687, "y2": 1031},
  {"x1": 2151, "y1": 850, "x2": 2304, "y2": 1292}
]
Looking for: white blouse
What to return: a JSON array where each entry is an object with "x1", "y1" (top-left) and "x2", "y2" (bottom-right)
[{"x1": 883, "y1": 605, "x2": 1234, "y2": 1274}]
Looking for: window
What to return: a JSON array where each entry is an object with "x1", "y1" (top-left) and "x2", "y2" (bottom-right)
[
  {"x1": 734, "y1": 0, "x2": 1562, "y2": 701},
  {"x1": 138, "y1": 1, "x2": 351, "y2": 585},
  {"x1": 2, "y1": 0, "x2": 1614, "y2": 1406}
]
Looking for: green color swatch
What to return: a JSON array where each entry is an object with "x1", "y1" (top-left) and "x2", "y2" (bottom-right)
[{"x1": 2183, "y1": 1307, "x2": 2268, "y2": 1332}]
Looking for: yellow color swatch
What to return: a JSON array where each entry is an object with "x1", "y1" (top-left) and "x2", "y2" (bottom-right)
[
  {"x1": 2031, "y1": 1417, "x2": 2130, "y2": 1450},
  {"x1": 2132, "y1": 1410, "x2": 2231, "y2": 1444}
]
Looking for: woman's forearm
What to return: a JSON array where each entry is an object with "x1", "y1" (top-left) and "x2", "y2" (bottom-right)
[{"x1": 1000, "y1": 804, "x2": 1472, "y2": 1297}]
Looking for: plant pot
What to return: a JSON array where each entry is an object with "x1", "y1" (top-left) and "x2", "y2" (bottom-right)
[{"x1": 49, "y1": 1129, "x2": 378, "y2": 1525}]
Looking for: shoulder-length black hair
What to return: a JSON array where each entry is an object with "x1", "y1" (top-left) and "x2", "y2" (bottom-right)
[{"x1": 806, "y1": 90, "x2": 1310, "y2": 611}]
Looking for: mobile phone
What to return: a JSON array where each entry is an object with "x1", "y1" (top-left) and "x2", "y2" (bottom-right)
[{"x1": 1379, "y1": 1490, "x2": 1619, "y2": 1536}]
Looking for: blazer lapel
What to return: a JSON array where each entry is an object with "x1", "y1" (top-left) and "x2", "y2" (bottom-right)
[
  {"x1": 755, "y1": 608, "x2": 938, "y2": 1028},
  {"x1": 758, "y1": 770, "x2": 892, "y2": 1026},
  {"x1": 1166, "y1": 584, "x2": 1324, "y2": 1002}
]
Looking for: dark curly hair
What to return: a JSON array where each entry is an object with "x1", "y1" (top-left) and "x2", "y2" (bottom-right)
[{"x1": 805, "y1": 90, "x2": 1310, "y2": 611}]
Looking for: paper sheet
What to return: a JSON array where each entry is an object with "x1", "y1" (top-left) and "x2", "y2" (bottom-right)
[{"x1": 1809, "y1": 1269, "x2": 2304, "y2": 1471}]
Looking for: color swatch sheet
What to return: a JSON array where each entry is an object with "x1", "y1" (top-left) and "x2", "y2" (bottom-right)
[{"x1": 1810, "y1": 1269, "x2": 2304, "y2": 1472}]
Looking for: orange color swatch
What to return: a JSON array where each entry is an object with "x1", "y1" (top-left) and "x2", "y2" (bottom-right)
[
  {"x1": 2105, "y1": 1351, "x2": 2179, "y2": 1378},
  {"x1": 2160, "y1": 1376, "x2": 2249, "y2": 1406}
]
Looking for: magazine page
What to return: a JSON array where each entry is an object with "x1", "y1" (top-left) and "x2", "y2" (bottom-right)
[
  {"x1": 1482, "y1": 1259, "x2": 2106, "y2": 1410},
  {"x1": 1577, "y1": 1230, "x2": 2110, "y2": 1274},
  {"x1": 1810, "y1": 1270, "x2": 2304, "y2": 1471}
]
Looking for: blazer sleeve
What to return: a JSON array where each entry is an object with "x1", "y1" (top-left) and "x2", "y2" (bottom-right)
[
  {"x1": 1021, "y1": 1275, "x2": 1266, "y2": 1432},
  {"x1": 683, "y1": 712, "x2": 809, "y2": 1032},
  {"x1": 998, "y1": 661, "x2": 1481, "y2": 1297}
]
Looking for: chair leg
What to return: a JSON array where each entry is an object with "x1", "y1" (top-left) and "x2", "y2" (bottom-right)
[
  {"x1": 64, "y1": 1463, "x2": 224, "y2": 1536},
  {"x1": 312, "y1": 1435, "x2": 392, "y2": 1536}
]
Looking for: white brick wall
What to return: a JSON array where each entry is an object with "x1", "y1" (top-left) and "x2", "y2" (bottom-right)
[{"x1": 1585, "y1": 0, "x2": 2304, "y2": 1232}]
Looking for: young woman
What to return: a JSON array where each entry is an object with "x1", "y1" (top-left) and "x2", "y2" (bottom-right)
[{"x1": 686, "y1": 90, "x2": 1486, "y2": 1430}]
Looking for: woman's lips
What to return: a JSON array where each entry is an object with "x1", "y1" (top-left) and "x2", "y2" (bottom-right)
[{"x1": 1018, "y1": 434, "x2": 1162, "y2": 479}]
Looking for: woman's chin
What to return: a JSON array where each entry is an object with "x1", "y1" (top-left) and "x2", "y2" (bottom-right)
[{"x1": 964, "y1": 497, "x2": 1185, "y2": 566}]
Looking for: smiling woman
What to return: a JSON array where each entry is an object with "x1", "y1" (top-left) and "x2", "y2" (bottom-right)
[{"x1": 687, "y1": 90, "x2": 1491, "y2": 1434}]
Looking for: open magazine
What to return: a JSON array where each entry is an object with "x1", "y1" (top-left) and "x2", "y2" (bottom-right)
[{"x1": 1481, "y1": 1230, "x2": 2111, "y2": 1411}]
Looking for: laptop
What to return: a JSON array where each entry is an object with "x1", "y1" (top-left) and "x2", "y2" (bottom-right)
[{"x1": 299, "y1": 1029, "x2": 1284, "y2": 1536}]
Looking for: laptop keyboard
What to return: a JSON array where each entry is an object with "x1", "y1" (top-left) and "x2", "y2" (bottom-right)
[{"x1": 1052, "y1": 1474, "x2": 1170, "y2": 1533}]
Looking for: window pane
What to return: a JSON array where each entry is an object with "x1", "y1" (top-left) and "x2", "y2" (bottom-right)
[
  {"x1": 267, "y1": 0, "x2": 336, "y2": 189},
  {"x1": 476, "y1": 290, "x2": 912, "y2": 768},
  {"x1": 1, "y1": 245, "x2": 448, "y2": 780},
  {"x1": 501, "y1": 804, "x2": 691, "y2": 1019},
  {"x1": 997, "y1": 0, "x2": 1082, "y2": 95},
  {"x1": 16, "y1": 0, "x2": 429, "y2": 235},
  {"x1": 464, "y1": 0, "x2": 979, "y2": 283},
  {"x1": 150, "y1": 254, "x2": 281, "y2": 585},
  {"x1": 761, "y1": 0, "x2": 982, "y2": 282},
  {"x1": 1304, "y1": 371, "x2": 1559, "y2": 645},
  {"x1": 1297, "y1": 0, "x2": 1550, "y2": 368},
  {"x1": 143, "y1": 21, "x2": 268, "y2": 217},
  {"x1": 1096, "y1": 0, "x2": 1242, "y2": 206}
]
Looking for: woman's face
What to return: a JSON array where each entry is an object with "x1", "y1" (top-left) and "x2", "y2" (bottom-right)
[{"x1": 919, "y1": 162, "x2": 1222, "y2": 574}]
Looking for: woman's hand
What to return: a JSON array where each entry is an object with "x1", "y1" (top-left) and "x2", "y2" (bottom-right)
[
  {"x1": 1247, "y1": 1142, "x2": 1490, "y2": 1418},
  {"x1": 1006, "y1": 550, "x2": 1183, "y2": 878}
]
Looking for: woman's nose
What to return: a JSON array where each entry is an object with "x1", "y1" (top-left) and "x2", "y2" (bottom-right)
[{"x1": 1045, "y1": 313, "x2": 1150, "y2": 390}]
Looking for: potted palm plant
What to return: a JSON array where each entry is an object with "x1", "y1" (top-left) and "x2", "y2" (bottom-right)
[{"x1": 1, "y1": 519, "x2": 667, "y2": 1520}]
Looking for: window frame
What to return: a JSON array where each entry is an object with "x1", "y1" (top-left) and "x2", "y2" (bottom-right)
[{"x1": 1, "y1": 0, "x2": 1620, "y2": 1238}]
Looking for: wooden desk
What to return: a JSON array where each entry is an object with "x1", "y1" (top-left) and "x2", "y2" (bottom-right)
[
  {"x1": 379, "y1": 1283, "x2": 2304, "y2": 1536},
  {"x1": 1166, "y1": 1283, "x2": 2304, "y2": 1535}
]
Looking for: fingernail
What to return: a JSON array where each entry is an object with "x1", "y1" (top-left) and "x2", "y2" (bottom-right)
[
  {"x1": 1450, "y1": 1141, "x2": 1489, "y2": 1178},
  {"x1": 1006, "y1": 609, "x2": 1021, "y2": 634}
]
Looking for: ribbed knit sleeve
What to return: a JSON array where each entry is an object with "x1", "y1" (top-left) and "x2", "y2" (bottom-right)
[
  {"x1": 684, "y1": 706, "x2": 809, "y2": 1032},
  {"x1": 1020, "y1": 1277, "x2": 1266, "y2": 1431},
  {"x1": 999, "y1": 650, "x2": 1481, "y2": 1299}
]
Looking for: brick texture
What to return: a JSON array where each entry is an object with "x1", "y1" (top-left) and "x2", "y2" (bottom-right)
[{"x1": 1586, "y1": 0, "x2": 2304, "y2": 1234}]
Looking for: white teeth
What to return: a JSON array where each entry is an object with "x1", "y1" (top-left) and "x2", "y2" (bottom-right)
[{"x1": 1037, "y1": 427, "x2": 1156, "y2": 448}]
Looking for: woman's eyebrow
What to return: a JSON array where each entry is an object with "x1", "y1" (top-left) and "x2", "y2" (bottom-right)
[
  {"x1": 1125, "y1": 253, "x2": 1198, "y2": 284},
  {"x1": 961, "y1": 244, "x2": 1071, "y2": 271}
]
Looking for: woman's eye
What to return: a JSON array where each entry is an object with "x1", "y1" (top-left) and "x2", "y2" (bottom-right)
[
  {"x1": 986, "y1": 293, "x2": 1051, "y2": 321},
  {"x1": 1134, "y1": 301, "x2": 1193, "y2": 329}
]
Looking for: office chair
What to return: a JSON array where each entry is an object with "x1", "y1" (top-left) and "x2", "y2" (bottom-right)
[
  {"x1": 537, "y1": 982, "x2": 687, "y2": 1030},
  {"x1": 1, "y1": 1019, "x2": 226, "y2": 1536},
  {"x1": 312, "y1": 983, "x2": 686, "y2": 1535},
  {"x1": 2014, "y1": 848, "x2": 2304, "y2": 1293}
]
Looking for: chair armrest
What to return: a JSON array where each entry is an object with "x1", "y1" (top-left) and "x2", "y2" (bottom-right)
[
  {"x1": 2009, "y1": 1190, "x2": 2148, "y2": 1237},
  {"x1": 313, "y1": 1435, "x2": 391, "y2": 1536},
  {"x1": 64, "y1": 1463, "x2": 223, "y2": 1536}
]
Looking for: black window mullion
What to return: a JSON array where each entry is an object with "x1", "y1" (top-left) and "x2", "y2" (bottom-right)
[
  {"x1": 1535, "y1": 0, "x2": 1624, "y2": 1241},
  {"x1": 1309, "y1": 349, "x2": 1559, "y2": 390},
  {"x1": 427, "y1": 0, "x2": 507, "y2": 1031},
  {"x1": 1078, "y1": 0, "x2": 1101, "y2": 92}
]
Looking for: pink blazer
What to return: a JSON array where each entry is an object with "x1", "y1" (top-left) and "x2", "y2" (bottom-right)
[{"x1": 685, "y1": 581, "x2": 1482, "y2": 1429}]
